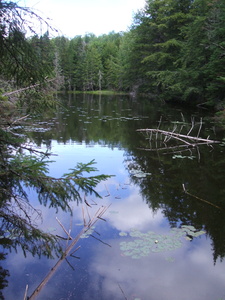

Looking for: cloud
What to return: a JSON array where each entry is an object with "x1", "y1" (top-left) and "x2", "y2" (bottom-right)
[{"x1": 21, "y1": 0, "x2": 146, "y2": 37}]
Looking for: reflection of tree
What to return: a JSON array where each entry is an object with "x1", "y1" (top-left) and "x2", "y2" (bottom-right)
[
  {"x1": 0, "y1": 253, "x2": 9, "y2": 300},
  {"x1": 28, "y1": 94, "x2": 158, "y2": 148},
  {"x1": 124, "y1": 143, "x2": 225, "y2": 263},
  {"x1": 23, "y1": 93, "x2": 225, "y2": 263},
  {"x1": 0, "y1": 109, "x2": 110, "y2": 290}
]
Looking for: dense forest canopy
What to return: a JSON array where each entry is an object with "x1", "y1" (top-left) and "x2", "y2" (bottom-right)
[
  {"x1": 0, "y1": 0, "x2": 110, "y2": 265},
  {"x1": 0, "y1": 0, "x2": 225, "y2": 296},
  {"x1": 0, "y1": 0, "x2": 225, "y2": 109},
  {"x1": 0, "y1": 0, "x2": 225, "y2": 264}
]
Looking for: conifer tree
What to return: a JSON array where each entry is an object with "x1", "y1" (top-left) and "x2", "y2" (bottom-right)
[{"x1": 0, "y1": 1, "x2": 111, "y2": 259}]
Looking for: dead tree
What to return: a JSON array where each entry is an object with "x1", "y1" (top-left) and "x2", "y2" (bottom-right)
[
  {"x1": 26, "y1": 203, "x2": 110, "y2": 300},
  {"x1": 137, "y1": 117, "x2": 221, "y2": 155}
]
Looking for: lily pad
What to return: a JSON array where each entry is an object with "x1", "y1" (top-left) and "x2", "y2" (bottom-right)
[
  {"x1": 119, "y1": 232, "x2": 128, "y2": 237},
  {"x1": 81, "y1": 226, "x2": 95, "y2": 239},
  {"x1": 129, "y1": 169, "x2": 152, "y2": 178},
  {"x1": 119, "y1": 225, "x2": 205, "y2": 259}
]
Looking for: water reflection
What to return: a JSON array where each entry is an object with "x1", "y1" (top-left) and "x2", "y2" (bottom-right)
[
  {"x1": 2, "y1": 94, "x2": 225, "y2": 299},
  {"x1": 88, "y1": 236, "x2": 225, "y2": 300}
]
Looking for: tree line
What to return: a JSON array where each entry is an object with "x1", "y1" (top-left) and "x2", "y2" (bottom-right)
[
  {"x1": 0, "y1": 0, "x2": 110, "y2": 269},
  {"x1": 0, "y1": 0, "x2": 224, "y2": 292},
  {"x1": 1, "y1": 0, "x2": 225, "y2": 108}
]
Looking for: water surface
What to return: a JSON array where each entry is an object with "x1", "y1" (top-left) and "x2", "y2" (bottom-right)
[{"x1": 2, "y1": 93, "x2": 225, "y2": 300}]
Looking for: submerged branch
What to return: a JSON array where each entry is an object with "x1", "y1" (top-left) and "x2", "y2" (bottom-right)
[
  {"x1": 28, "y1": 204, "x2": 110, "y2": 300},
  {"x1": 182, "y1": 184, "x2": 222, "y2": 210}
]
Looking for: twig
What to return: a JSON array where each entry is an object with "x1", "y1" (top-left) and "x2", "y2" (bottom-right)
[
  {"x1": 90, "y1": 199, "x2": 97, "y2": 205},
  {"x1": 23, "y1": 284, "x2": 28, "y2": 300},
  {"x1": 97, "y1": 216, "x2": 106, "y2": 222},
  {"x1": 56, "y1": 235, "x2": 70, "y2": 240},
  {"x1": 28, "y1": 205, "x2": 110, "y2": 300},
  {"x1": 65, "y1": 258, "x2": 75, "y2": 271},
  {"x1": 104, "y1": 184, "x2": 110, "y2": 197},
  {"x1": 70, "y1": 246, "x2": 81, "y2": 257},
  {"x1": 82, "y1": 206, "x2": 86, "y2": 226},
  {"x1": 85, "y1": 204, "x2": 91, "y2": 223},
  {"x1": 6, "y1": 114, "x2": 30, "y2": 130},
  {"x1": 180, "y1": 112, "x2": 185, "y2": 123},
  {"x1": 137, "y1": 140, "x2": 217, "y2": 152},
  {"x1": 197, "y1": 117, "x2": 202, "y2": 138},
  {"x1": 56, "y1": 217, "x2": 72, "y2": 240},
  {"x1": 84, "y1": 196, "x2": 92, "y2": 207},
  {"x1": 182, "y1": 184, "x2": 222, "y2": 210},
  {"x1": 118, "y1": 283, "x2": 128, "y2": 300},
  {"x1": 2, "y1": 78, "x2": 56, "y2": 97},
  {"x1": 187, "y1": 116, "x2": 195, "y2": 136},
  {"x1": 90, "y1": 234, "x2": 112, "y2": 247}
]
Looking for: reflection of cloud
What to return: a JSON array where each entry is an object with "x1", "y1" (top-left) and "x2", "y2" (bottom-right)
[
  {"x1": 86, "y1": 237, "x2": 225, "y2": 300},
  {"x1": 105, "y1": 184, "x2": 164, "y2": 232},
  {"x1": 2, "y1": 201, "x2": 108, "y2": 299},
  {"x1": 2, "y1": 247, "x2": 55, "y2": 299}
]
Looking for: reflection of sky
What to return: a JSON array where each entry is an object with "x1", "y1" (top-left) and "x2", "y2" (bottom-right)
[
  {"x1": 85, "y1": 236, "x2": 225, "y2": 300},
  {"x1": 43, "y1": 140, "x2": 127, "y2": 180},
  {"x1": 2, "y1": 142, "x2": 225, "y2": 299}
]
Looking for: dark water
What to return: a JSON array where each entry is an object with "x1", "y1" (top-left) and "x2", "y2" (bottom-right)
[{"x1": 2, "y1": 93, "x2": 225, "y2": 300}]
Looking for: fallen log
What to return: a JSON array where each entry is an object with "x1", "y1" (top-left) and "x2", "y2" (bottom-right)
[
  {"x1": 27, "y1": 204, "x2": 110, "y2": 300},
  {"x1": 2, "y1": 78, "x2": 56, "y2": 97},
  {"x1": 137, "y1": 128, "x2": 221, "y2": 145}
]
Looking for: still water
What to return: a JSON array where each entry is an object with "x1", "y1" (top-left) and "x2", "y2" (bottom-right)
[{"x1": 2, "y1": 93, "x2": 225, "y2": 299}]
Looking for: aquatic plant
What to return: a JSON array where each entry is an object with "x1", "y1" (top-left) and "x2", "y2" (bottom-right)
[{"x1": 119, "y1": 225, "x2": 205, "y2": 259}]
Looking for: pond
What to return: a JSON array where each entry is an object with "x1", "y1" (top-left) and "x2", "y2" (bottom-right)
[{"x1": 2, "y1": 93, "x2": 225, "y2": 300}]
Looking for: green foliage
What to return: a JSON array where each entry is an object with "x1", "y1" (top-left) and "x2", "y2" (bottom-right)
[
  {"x1": 0, "y1": 121, "x2": 111, "y2": 258},
  {"x1": 0, "y1": 2, "x2": 55, "y2": 87},
  {"x1": 17, "y1": 88, "x2": 58, "y2": 113},
  {"x1": 6, "y1": 154, "x2": 109, "y2": 212},
  {"x1": 52, "y1": 32, "x2": 124, "y2": 91},
  {"x1": 0, "y1": 1, "x2": 112, "y2": 260},
  {"x1": 2, "y1": 0, "x2": 224, "y2": 106},
  {"x1": 138, "y1": 0, "x2": 225, "y2": 105}
]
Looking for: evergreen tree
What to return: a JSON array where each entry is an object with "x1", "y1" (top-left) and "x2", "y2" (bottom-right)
[
  {"x1": 69, "y1": 36, "x2": 86, "y2": 90},
  {"x1": 0, "y1": 1, "x2": 54, "y2": 87},
  {"x1": 53, "y1": 36, "x2": 72, "y2": 90},
  {"x1": 0, "y1": 1, "x2": 111, "y2": 260},
  {"x1": 204, "y1": 0, "x2": 225, "y2": 105},
  {"x1": 83, "y1": 44, "x2": 103, "y2": 90}
]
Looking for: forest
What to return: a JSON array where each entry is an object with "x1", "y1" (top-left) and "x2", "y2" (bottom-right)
[
  {"x1": 0, "y1": 0, "x2": 225, "y2": 278},
  {"x1": 0, "y1": 0, "x2": 225, "y2": 297},
  {"x1": 1, "y1": 0, "x2": 225, "y2": 110}
]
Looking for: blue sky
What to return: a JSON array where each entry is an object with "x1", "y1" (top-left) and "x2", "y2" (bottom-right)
[{"x1": 21, "y1": 0, "x2": 146, "y2": 37}]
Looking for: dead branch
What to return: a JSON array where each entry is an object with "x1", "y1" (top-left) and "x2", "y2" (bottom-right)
[
  {"x1": 2, "y1": 78, "x2": 56, "y2": 97},
  {"x1": 56, "y1": 217, "x2": 72, "y2": 240},
  {"x1": 137, "y1": 116, "x2": 221, "y2": 154},
  {"x1": 6, "y1": 114, "x2": 30, "y2": 130},
  {"x1": 118, "y1": 283, "x2": 128, "y2": 300},
  {"x1": 28, "y1": 204, "x2": 110, "y2": 300},
  {"x1": 23, "y1": 284, "x2": 28, "y2": 300},
  {"x1": 104, "y1": 184, "x2": 110, "y2": 197},
  {"x1": 182, "y1": 184, "x2": 222, "y2": 210},
  {"x1": 137, "y1": 128, "x2": 220, "y2": 144},
  {"x1": 90, "y1": 234, "x2": 111, "y2": 247},
  {"x1": 137, "y1": 141, "x2": 217, "y2": 152}
]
